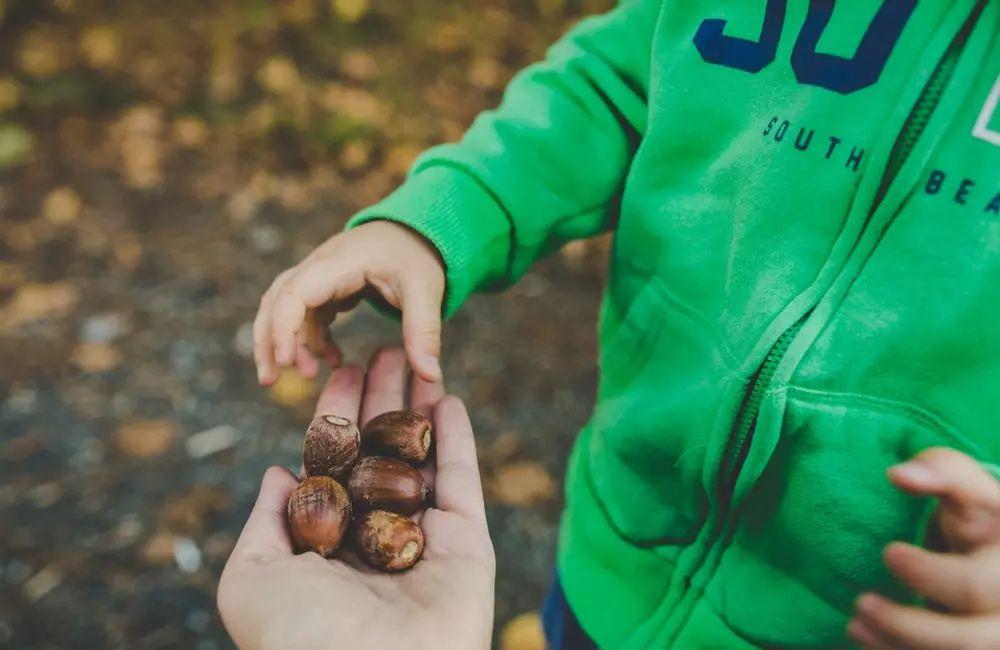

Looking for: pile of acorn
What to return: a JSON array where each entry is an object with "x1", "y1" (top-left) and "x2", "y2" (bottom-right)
[{"x1": 287, "y1": 410, "x2": 433, "y2": 571}]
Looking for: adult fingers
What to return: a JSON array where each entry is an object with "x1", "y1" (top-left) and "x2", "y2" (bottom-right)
[
  {"x1": 884, "y1": 542, "x2": 1000, "y2": 613},
  {"x1": 409, "y1": 369, "x2": 445, "y2": 418},
  {"x1": 270, "y1": 258, "x2": 366, "y2": 367},
  {"x1": 313, "y1": 365, "x2": 365, "y2": 420},
  {"x1": 399, "y1": 275, "x2": 444, "y2": 383},
  {"x1": 359, "y1": 347, "x2": 408, "y2": 427},
  {"x1": 410, "y1": 366, "x2": 445, "y2": 488},
  {"x1": 430, "y1": 396, "x2": 486, "y2": 527},
  {"x1": 231, "y1": 466, "x2": 300, "y2": 558}
]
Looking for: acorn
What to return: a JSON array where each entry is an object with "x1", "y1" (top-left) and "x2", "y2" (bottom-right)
[
  {"x1": 361, "y1": 410, "x2": 433, "y2": 465},
  {"x1": 354, "y1": 510, "x2": 425, "y2": 572},
  {"x1": 303, "y1": 414, "x2": 360, "y2": 479},
  {"x1": 287, "y1": 476, "x2": 351, "y2": 557},
  {"x1": 348, "y1": 456, "x2": 431, "y2": 516}
]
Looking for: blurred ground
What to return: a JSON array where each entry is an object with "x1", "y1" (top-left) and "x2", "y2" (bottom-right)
[{"x1": 0, "y1": 0, "x2": 613, "y2": 648}]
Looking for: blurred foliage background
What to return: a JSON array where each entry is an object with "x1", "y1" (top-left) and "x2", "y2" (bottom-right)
[{"x1": 0, "y1": 0, "x2": 615, "y2": 648}]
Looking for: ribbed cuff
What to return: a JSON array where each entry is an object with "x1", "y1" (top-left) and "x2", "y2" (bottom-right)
[{"x1": 346, "y1": 164, "x2": 511, "y2": 319}]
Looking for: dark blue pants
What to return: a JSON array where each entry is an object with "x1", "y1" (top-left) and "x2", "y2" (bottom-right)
[{"x1": 541, "y1": 575, "x2": 598, "y2": 650}]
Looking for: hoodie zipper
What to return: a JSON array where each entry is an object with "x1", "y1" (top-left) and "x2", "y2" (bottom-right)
[{"x1": 718, "y1": 3, "x2": 985, "y2": 502}]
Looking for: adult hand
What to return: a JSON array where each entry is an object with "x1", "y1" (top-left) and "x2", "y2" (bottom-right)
[{"x1": 218, "y1": 348, "x2": 494, "y2": 650}]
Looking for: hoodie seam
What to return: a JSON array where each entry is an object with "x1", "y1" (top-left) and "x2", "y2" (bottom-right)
[{"x1": 780, "y1": 384, "x2": 986, "y2": 455}]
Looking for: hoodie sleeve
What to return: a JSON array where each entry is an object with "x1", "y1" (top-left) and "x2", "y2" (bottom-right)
[{"x1": 346, "y1": 0, "x2": 657, "y2": 317}]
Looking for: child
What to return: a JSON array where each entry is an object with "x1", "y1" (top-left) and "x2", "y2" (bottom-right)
[{"x1": 247, "y1": 1, "x2": 1000, "y2": 647}]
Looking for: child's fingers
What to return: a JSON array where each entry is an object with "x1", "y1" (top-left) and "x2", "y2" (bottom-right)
[
  {"x1": 846, "y1": 617, "x2": 895, "y2": 650},
  {"x1": 889, "y1": 448, "x2": 1000, "y2": 551},
  {"x1": 854, "y1": 592, "x2": 1000, "y2": 650},
  {"x1": 431, "y1": 396, "x2": 486, "y2": 527},
  {"x1": 253, "y1": 269, "x2": 294, "y2": 385},
  {"x1": 889, "y1": 448, "x2": 1000, "y2": 507},
  {"x1": 883, "y1": 542, "x2": 1000, "y2": 613},
  {"x1": 399, "y1": 275, "x2": 444, "y2": 383},
  {"x1": 294, "y1": 344, "x2": 320, "y2": 379},
  {"x1": 270, "y1": 258, "x2": 366, "y2": 368}
]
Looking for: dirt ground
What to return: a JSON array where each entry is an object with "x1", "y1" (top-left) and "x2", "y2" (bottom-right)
[{"x1": 0, "y1": 0, "x2": 614, "y2": 648}]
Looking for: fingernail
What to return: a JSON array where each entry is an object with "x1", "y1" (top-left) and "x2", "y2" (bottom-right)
[
  {"x1": 424, "y1": 355, "x2": 442, "y2": 379},
  {"x1": 855, "y1": 593, "x2": 880, "y2": 616},
  {"x1": 882, "y1": 541, "x2": 911, "y2": 564},
  {"x1": 890, "y1": 461, "x2": 937, "y2": 485}
]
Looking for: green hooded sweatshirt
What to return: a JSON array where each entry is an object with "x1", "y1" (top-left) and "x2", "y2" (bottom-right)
[{"x1": 348, "y1": 1, "x2": 1000, "y2": 646}]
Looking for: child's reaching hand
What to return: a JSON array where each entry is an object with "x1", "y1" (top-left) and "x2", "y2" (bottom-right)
[
  {"x1": 849, "y1": 448, "x2": 1000, "y2": 649},
  {"x1": 253, "y1": 221, "x2": 446, "y2": 386}
]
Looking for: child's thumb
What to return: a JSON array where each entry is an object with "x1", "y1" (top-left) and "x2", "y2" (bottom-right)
[{"x1": 399, "y1": 277, "x2": 444, "y2": 382}]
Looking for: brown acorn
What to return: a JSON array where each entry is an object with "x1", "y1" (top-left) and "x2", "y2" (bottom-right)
[
  {"x1": 348, "y1": 456, "x2": 431, "y2": 516},
  {"x1": 287, "y1": 476, "x2": 351, "y2": 557},
  {"x1": 354, "y1": 510, "x2": 424, "y2": 572},
  {"x1": 303, "y1": 414, "x2": 360, "y2": 479},
  {"x1": 361, "y1": 410, "x2": 433, "y2": 465}
]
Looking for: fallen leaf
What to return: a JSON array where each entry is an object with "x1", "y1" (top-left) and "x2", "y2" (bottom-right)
[
  {"x1": 0, "y1": 261, "x2": 26, "y2": 290},
  {"x1": 279, "y1": 0, "x2": 317, "y2": 25},
  {"x1": 72, "y1": 342, "x2": 123, "y2": 373},
  {"x1": 268, "y1": 368, "x2": 315, "y2": 407},
  {"x1": 537, "y1": 0, "x2": 566, "y2": 17},
  {"x1": 172, "y1": 116, "x2": 208, "y2": 148},
  {"x1": 42, "y1": 187, "x2": 82, "y2": 225},
  {"x1": 480, "y1": 431, "x2": 521, "y2": 467},
  {"x1": 500, "y1": 612, "x2": 546, "y2": 650},
  {"x1": 488, "y1": 461, "x2": 556, "y2": 507},
  {"x1": 340, "y1": 50, "x2": 379, "y2": 81},
  {"x1": 114, "y1": 419, "x2": 176, "y2": 458},
  {"x1": 339, "y1": 139, "x2": 372, "y2": 171},
  {"x1": 0, "y1": 77, "x2": 22, "y2": 112},
  {"x1": 80, "y1": 25, "x2": 121, "y2": 70},
  {"x1": 5, "y1": 433, "x2": 42, "y2": 461},
  {"x1": 319, "y1": 83, "x2": 385, "y2": 125},
  {"x1": 140, "y1": 531, "x2": 175, "y2": 564},
  {"x1": 331, "y1": 0, "x2": 369, "y2": 23},
  {"x1": 22, "y1": 566, "x2": 63, "y2": 603},
  {"x1": 0, "y1": 282, "x2": 80, "y2": 330},
  {"x1": 385, "y1": 143, "x2": 422, "y2": 176},
  {"x1": 161, "y1": 485, "x2": 230, "y2": 535},
  {"x1": 111, "y1": 104, "x2": 164, "y2": 189},
  {"x1": 257, "y1": 56, "x2": 302, "y2": 96},
  {"x1": 468, "y1": 57, "x2": 502, "y2": 90},
  {"x1": 17, "y1": 31, "x2": 62, "y2": 78},
  {"x1": 0, "y1": 123, "x2": 34, "y2": 168},
  {"x1": 113, "y1": 235, "x2": 143, "y2": 270}
]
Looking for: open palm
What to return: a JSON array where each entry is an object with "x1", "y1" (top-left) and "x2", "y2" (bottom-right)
[{"x1": 218, "y1": 348, "x2": 495, "y2": 650}]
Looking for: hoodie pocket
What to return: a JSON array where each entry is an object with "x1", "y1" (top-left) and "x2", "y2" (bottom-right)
[
  {"x1": 588, "y1": 278, "x2": 736, "y2": 546},
  {"x1": 706, "y1": 391, "x2": 989, "y2": 646}
]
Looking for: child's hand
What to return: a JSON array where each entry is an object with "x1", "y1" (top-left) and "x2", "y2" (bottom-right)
[
  {"x1": 253, "y1": 221, "x2": 446, "y2": 385},
  {"x1": 848, "y1": 448, "x2": 1000, "y2": 649}
]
